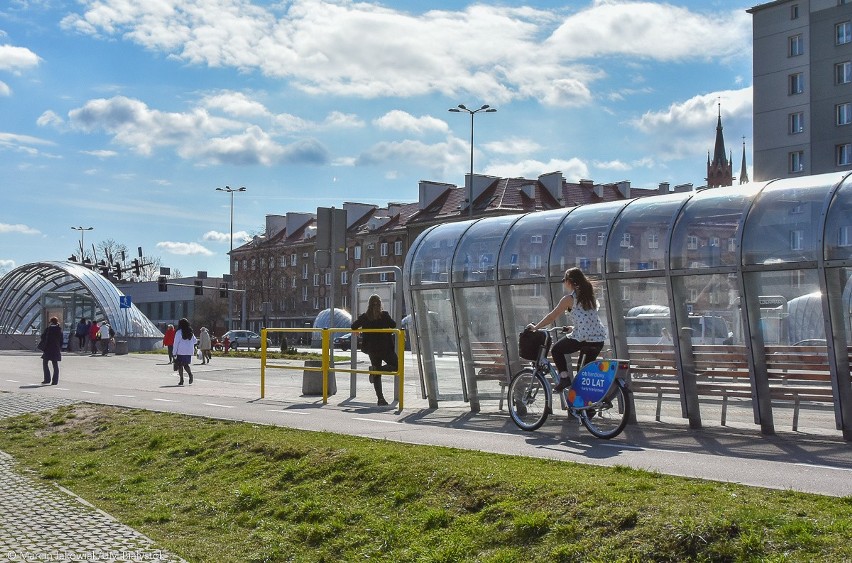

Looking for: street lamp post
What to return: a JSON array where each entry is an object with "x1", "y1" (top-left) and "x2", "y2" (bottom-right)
[
  {"x1": 71, "y1": 226, "x2": 94, "y2": 260},
  {"x1": 215, "y1": 186, "x2": 246, "y2": 330},
  {"x1": 448, "y1": 104, "x2": 497, "y2": 218}
]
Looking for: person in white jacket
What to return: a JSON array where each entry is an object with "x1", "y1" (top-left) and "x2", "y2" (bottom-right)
[
  {"x1": 172, "y1": 318, "x2": 198, "y2": 385},
  {"x1": 198, "y1": 327, "x2": 212, "y2": 364}
]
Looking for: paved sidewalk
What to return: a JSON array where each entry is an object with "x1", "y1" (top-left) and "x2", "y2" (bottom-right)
[{"x1": 0, "y1": 394, "x2": 185, "y2": 562}]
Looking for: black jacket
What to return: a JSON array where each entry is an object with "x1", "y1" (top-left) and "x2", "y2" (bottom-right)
[
  {"x1": 40, "y1": 324, "x2": 63, "y2": 362},
  {"x1": 351, "y1": 311, "x2": 396, "y2": 356}
]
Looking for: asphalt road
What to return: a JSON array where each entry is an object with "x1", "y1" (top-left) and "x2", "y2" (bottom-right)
[{"x1": 1, "y1": 349, "x2": 851, "y2": 497}]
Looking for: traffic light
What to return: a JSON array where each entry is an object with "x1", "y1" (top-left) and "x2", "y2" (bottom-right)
[
  {"x1": 219, "y1": 283, "x2": 229, "y2": 298},
  {"x1": 194, "y1": 279, "x2": 203, "y2": 296},
  {"x1": 99, "y1": 261, "x2": 110, "y2": 277},
  {"x1": 158, "y1": 276, "x2": 167, "y2": 292},
  {"x1": 131, "y1": 258, "x2": 141, "y2": 277},
  {"x1": 113, "y1": 262, "x2": 122, "y2": 279}
]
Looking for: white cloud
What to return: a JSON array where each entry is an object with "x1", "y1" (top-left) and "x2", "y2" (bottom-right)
[
  {"x1": 58, "y1": 1, "x2": 751, "y2": 107},
  {"x1": 0, "y1": 81, "x2": 10, "y2": 96},
  {"x1": 0, "y1": 44, "x2": 40, "y2": 72},
  {"x1": 0, "y1": 259, "x2": 15, "y2": 274},
  {"x1": 356, "y1": 137, "x2": 466, "y2": 178},
  {"x1": 202, "y1": 230, "x2": 250, "y2": 243},
  {"x1": 485, "y1": 158, "x2": 589, "y2": 182},
  {"x1": 156, "y1": 241, "x2": 214, "y2": 256},
  {"x1": 0, "y1": 223, "x2": 41, "y2": 235},
  {"x1": 36, "y1": 110, "x2": 64, "y2": 128},
  {"x1": 81, "y1": 149, "x2": 118, "y2": 158},
  {"x1": 374, "y1": 110, "x2": 448, "y2": 134},
  {"x1": 483, "y1": 137, "x2": 542, "y2": 156},
  {"x1": 593, "y1": 159, "x2": 632, "y2": 171}
]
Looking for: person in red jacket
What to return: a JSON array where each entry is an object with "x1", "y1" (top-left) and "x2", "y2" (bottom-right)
[
  {"x1": 88, "y1": 320, "x2": 99, "y2": 355},
  {"x1": 162, "y1": 324, "x2": 176, "y2": 363}
]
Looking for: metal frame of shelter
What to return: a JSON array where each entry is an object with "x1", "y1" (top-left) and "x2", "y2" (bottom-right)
[{"x1": 403, "y1": 172, "x2": 852, "y2": 439}]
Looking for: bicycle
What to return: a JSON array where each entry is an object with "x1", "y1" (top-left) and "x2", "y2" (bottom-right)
[{"x1": 507, "y1": 328, "x2": 632, "y2": 439}]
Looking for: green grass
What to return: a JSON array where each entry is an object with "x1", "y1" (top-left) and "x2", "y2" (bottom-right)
[{"x1": 0, "y1": 404, "x2": 850, "y2": 562}]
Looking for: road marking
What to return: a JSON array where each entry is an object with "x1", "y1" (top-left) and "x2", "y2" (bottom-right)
[
  {"x1": 353, "y1": 417, "x2": 403, "y2": 425},
  {"x1": 5, "y1": 379, "x2": 19, "y2": 383},
  {"x1": 114, "y1": 394, "x2": 136, "y2": 398},
  {"x1": 267, "y1": 409, "x2": 310, "y2": 415},
  {"x1": 153, "y1": 398, "x2": 178, "y2": 403},
  {"x1": 203, "y1": 403, "x2": 234, "y2": 409},
  {"x1": 795, "y1": 463, "x2": 852, "y2": 472},
  {"x1": 80, "y1": 390, "x2": 99, "y2": 395}
]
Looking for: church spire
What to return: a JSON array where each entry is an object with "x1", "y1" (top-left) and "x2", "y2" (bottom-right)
[
  {"x1": 713, "y1": 102, "x2": 727, "y2": 166},
  {"x1": 706, "y1": 101, "x2": 733, "y2": 188},
  {"x1": 740, "y1": 137, "x2": 749, "y2": 184}
]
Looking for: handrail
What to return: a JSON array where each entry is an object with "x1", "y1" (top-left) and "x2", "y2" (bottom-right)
[{"x1": 260, "y1": 327, "x2": 405, "y2": 410}]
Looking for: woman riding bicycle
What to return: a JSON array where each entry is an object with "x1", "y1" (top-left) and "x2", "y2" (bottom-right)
[{"x1": 526, "y1": 267, "x2": 607, "y2": 392}]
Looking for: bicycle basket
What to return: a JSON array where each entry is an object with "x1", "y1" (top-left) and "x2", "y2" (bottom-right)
[{"x1": 518, "y1": 330, "x2": 548, "y2": 361}]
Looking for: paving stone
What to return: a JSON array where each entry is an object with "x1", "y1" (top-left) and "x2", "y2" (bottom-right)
[{"x1": 0, "y1": 392, "x2": 185, "y2": 562}]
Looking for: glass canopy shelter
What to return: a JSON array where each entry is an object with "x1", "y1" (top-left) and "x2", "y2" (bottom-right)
[{"x1": 404, "y1": 172, "x2": 852, "y2": 439}]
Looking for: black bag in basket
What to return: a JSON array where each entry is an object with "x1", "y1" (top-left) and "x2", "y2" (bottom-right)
[{"x1": 518, "y1": 330, "x2": 548, "y2": 361}]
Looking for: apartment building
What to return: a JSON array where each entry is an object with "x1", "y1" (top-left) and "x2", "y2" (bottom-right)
[{"x1": 749, "y1": 0, "x2": 852, "y2": 180}]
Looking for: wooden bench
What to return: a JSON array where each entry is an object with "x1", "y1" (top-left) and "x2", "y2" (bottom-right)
[
  {"x1": 626, "y1": 344, "x2": 845, "y2": 431},
  {"x1": 469, "y1": 341, "x2": 510, "y2": 409}
]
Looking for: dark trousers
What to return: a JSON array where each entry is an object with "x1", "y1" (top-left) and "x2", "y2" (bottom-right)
[
  {"x1": 42, "y1": 359, "x2": 59, "y2": 384},
  {"x1": 367, "y1": 350, "x2": 397, "y2": 400},
  {"x1": 551, "y1": 338, "x2": 603, "y2": 375},
  {"x1": 167, "y1": 345, "x2": 174, "y2": 362}
]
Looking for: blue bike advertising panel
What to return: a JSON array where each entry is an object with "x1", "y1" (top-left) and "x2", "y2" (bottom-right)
[{"x1": 567, "y1": 360, "x2": 617, "y2": 408}]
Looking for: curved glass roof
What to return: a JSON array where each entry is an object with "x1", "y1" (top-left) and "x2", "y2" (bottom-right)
[{"x1": 0, "y1": 261, "x2": 162, "y2": 337}]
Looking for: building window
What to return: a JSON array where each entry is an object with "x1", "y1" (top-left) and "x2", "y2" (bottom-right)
[
  {"x1": 789, "y1": 72, "x2": 804, "y2": 95},
  {"x1": 619, "y1": 258, "x2": 630, "y2": 272},
  {"x1": 531, "y1": 234, "x2": 543, "y2": 243},
  {"x1": 291, "y1": 277, "x2": 297, "y2": 288},
  {"x1": 354, "y1": 245, "x2": 361, "y2": 260},
  {"x1": 648, "y1": 233, "x2": 659, "y2": 249},
  {"x1": 312, "y1": 297, "x2": 319, "y2": 309},
  {"x1": 233, "y1": 260, "x2": 239, "y2": 272},
  {"x1": 621, "y1": 285, "x2": 631, "y2": 301},
  {"x1": 789, "y1": 34, "x2": 804, "y2": 56},
  {"x1": 368, "y1": 257, "x2": 374, "y2": 267},
  {"x1": 790, "y1": 151, "x2": 805, "y2": 173},
  {"x1": 380, "y1": 242, "x2": 388, "y2": 257},
  {"x1": 394, "y1": 241, "x2": 403, "y2": 255},
  {"x1": 597, "y1": 233, "x2": 605, "y2": 246},
  {"x1": 838, "y1": 62, "x2": 852, "y2": 85},
  {"x1": 380, "y1": 272, "x2": 388, "y2": 282},
  {"x1": 325, "y1": 272, "x2": 332, "y2": 285},
  {"x1": 710, "y1": 237, "x2": 720, "y2": 247},
  {"x1": 530, "y1": 255, "x2": 542, "y2": 270},
  {"x1": 431, "y1": 259, "x2": 441, "y2": 274},
  {"x1": 791, "y1": 4, "x2": 799, "y2": 19},
  {"x1": 575, "y1": 233, "x2": 587, "y2": 246},
  {"x1": 839, "y1": 225, "x2": 852, "y2": 246},
  {"x1": 790, "y1": 230, "x2": 804, "y2": 251},
  {"x1": 687, "y1": 235, "x2": 699, "y2": 250},
  {"x1": 837, "y1": 143, "x2": 852, "y2": 165},
  {"x1": 302, "y1": 287, "x2": 308, "y2": 302},
  {"x1": 789, "y1": 112, "x2": 804, "y2": 134},
  {"x1": 838, "y1": 21, "x2": 852, "y2": 45},
  {"x1": 728, "y1": 238, "x2": 736, "y2": 252},
  {"x1": 313, "y1": 273, "x2": 319, "y2": 286},
  {"x1": 290, "y1": 254, "x2": 297, "y2": 266},
  {"x1": 341, "y1": 271, "x2": 348, "y2": 284},
  {"x1": 279, "y1": 256, "x2": 286, "y2": 267},
  {"x1": 620, "y1": 233, "x2": 631, "y2": 248},
  {"x1": 838, "y1": 103, "x2": 852, "y2": 126},
  {"x1": 302, "y1": 264, "x2": 308, "y2": 279}
]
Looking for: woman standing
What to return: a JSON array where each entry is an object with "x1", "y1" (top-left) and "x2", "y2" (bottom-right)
[
  {"x1": 163, "y1": 324, "x2": 176, "y2": 364},
  {"x1": 172, "y1": 318, "x2": 197, "y2": 386},
  {"x1": 351, "y1": 294, "x2": 396, "y2": 406},
  {"x1": 527, "y1": 267, "x2": 607, "y2": 392},
  {"x1": 198, "y1": 327, "x2": 212, "y2": 364},
  {"x1": 74, "y1": 317, "x2": 88, "y2": 352},
  {"x1": 39, "y1": 316, "x2": 63, "y2": 385}
]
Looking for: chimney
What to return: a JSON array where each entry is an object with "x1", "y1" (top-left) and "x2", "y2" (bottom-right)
[
  {"x1": 265, "y1": 214, "x2": 287, "y2": 238},
  {"x1": 658, "y1": 182, "x2": 670, "y2": 194},
  {"x1": 617, "y1": 180, "x2": 631, "y2": 199},
  {"x1": 538, "y1": 171, "x2": 565, "y2": 203},
  {"x1": 419, "y1": 181, "x2": 451, "y2": 210}
]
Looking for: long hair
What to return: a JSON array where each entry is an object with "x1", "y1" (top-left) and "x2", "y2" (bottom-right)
[
  {"x1": 177, "y1": 317, "x2": 193, "y2": 340},
  {"x1": 366, "y1": 294, "x2": 383, "y2": 321},
  {"x1": 564, "y1": 267, "x2": 597, "y2": 310}
]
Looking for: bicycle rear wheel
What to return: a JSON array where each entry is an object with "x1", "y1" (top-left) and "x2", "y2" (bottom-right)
[
  {"x1": 580, "y1": 384, "x2": 630, "y2": 439},
  {"x1": 507, "y1": 368, "x2": 550, "y2": 431}
]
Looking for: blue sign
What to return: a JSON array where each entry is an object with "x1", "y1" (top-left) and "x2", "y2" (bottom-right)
[
  {"x1": 567, "y1": 360, "x2": 617, "y2": 407},
  {"x1": 119, "y1": 296, "x2": 132, "y2": 309}
]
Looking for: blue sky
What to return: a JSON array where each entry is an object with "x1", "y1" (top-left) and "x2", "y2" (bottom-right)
[{"x1": 1, "y1": 0, "x2": 754, "y2": 278}]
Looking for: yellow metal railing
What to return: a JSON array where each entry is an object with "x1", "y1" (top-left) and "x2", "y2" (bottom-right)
[{"x1": 260, "y1": 327, "x2": 405, "y2": 410}]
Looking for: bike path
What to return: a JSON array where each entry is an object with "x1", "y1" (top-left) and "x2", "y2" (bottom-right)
[{"x1": 0, "y1": 351, "x2": 850, "y2": 498}]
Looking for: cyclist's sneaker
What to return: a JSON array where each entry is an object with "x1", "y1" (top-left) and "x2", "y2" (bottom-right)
[{"x1": 552, "y1": 377, "x2": 571, "y2": 393}]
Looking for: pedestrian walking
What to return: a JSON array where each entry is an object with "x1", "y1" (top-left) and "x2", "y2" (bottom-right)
[
  {"x1": 98, "y1": 321, "x2": 111, "y2": 356},
  {"x1": 173, "y1": 318, "x2": 197, "y2": 386},
  {"x1": 38, "y1": 316, "x2": 63, "y2": 385},
  {"x1": 163, "y1": 324, "x2": 176, "y2": 363},
  {"x1": 74, "y1": 317, "x2": 88, "y2": 352},
  {"x1": 198, "y1": 327, "x2": 212, "y2": 364},
  {"x1": 351, "y1": 294, "x2": 396, "y2": 406},
  {"x1": 88, "y1": 320, "x2": 99, "y2": 354}
]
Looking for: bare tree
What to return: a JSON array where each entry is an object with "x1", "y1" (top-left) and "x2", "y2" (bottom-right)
[{"x1": 192, "y1": 296, "x2": 229, "y2": 336}]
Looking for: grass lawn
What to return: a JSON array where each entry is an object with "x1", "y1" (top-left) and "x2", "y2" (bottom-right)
[{"x1": 0, "y1": 404, "x2": 850, "y2": 562}]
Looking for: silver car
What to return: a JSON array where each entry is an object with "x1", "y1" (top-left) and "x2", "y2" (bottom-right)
[{"x1": 222, "y1": 329, "x2": 271, "y2": 351}]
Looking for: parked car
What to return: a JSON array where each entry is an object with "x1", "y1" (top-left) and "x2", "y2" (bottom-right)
[
  {"x1": 221, "y1": 330, "x2": 271, "y2": 351},
  {"x1": 333, "y1": 333, "x2": 352, "y2": 351}
]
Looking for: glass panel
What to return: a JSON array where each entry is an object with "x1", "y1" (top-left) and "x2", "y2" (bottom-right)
[
  {"x1": 408, "y1": 222, "x2": 469, "y2": 285},
  {"x1": 742, "y1": 174, "x2": 843, "y2": 265},
  {"x1": 452, "y1": 216, "x2": 519, "y2": 283},
  {"x1": 550, "y1": 200, "x2": 628, "y2": 277},
  {"x1": 499, "y1": 281, "x2": 552, "y2": 375},
  {"x1": 498, "y1": 209, "x2": 570, "y2": 280},
  {"x1": 607, "y1": 193, "x2": 690, "y2": 273},
  {"x1": 410, "y1": 288, "x2": 462, "y2": 399},
  {"x1": 670, "y1": 183, "x2": 762, "y2": 270},
  {"x1": 454, "y1": 285, "x2": 506, "y2": 405},
  {"x1": 825, "y1": 175, "x2": 852, "y2": 260}
]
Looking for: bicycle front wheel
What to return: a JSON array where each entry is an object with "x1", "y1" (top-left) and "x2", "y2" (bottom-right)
[
  {"x1": 580, "y1": 384, "x2": 630, "y2": 439},
  {"x1": 507, "y1": 368, "x2": 550, "y2": 431}
]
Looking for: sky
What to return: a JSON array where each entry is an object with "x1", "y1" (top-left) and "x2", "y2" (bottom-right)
[{"x1": 0, "y1": 0, "x2": 755, "y2": 279}]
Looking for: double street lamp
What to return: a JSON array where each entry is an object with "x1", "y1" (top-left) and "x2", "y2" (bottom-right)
[
  {"x1": 71, "y1": 226, "x2": 94, "y2": 260},
  {"x1": 448, "y1": 104, "x2": 497, "y2": 218},
  {"x1": 215, "y1": 186, "x2": 246, "y2": 329}
]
